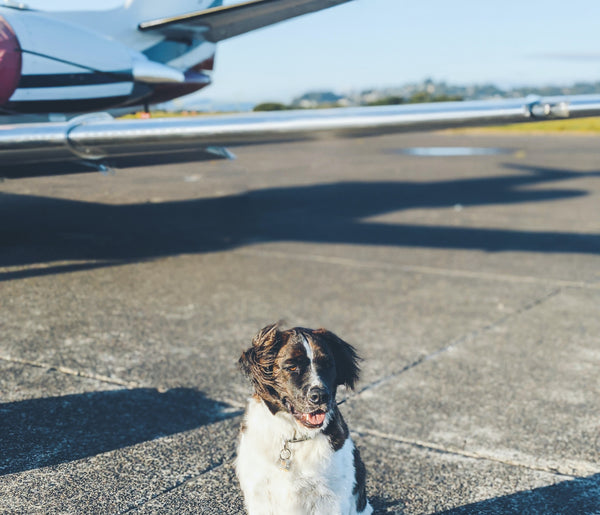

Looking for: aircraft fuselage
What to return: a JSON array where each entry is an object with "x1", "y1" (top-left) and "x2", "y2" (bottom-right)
[{"x1": 0, "y1": 3, "x2": 216, "y2": 114}]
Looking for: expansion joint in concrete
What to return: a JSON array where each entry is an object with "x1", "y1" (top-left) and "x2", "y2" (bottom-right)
[
  {"x1": 349, "y1": 288, "x2": 563, "y2": 399},
  {"x1": 353, "y1": 427, "x2": 582, "y2": 479},
  {"x1": 238, "y1": 249, "x2": 600, "y2": 290},
  {"x1": 0, "y1": 353, "x2": 139, "y2": 389},
  {"x1": 117, "y1": 459, "x2": 230, "y2": 514}
]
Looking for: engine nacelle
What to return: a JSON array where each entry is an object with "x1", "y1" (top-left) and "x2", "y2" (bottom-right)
[{"x1": 0, "y1": 14, "x2": 21, "y2": 106}]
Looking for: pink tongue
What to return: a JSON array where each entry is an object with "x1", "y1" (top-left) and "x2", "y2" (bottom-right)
[{"x1": 303, "y1": 411, "x2": 325, "y2": 425}]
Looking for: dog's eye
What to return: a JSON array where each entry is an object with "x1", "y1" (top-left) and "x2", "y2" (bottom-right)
[{"x1": 285, "y1": 365, "x2": 298, "y2": 372}]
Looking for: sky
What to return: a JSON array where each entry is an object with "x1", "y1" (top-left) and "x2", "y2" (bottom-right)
[{"x1": 24, "y1": 0, "x2": 600, "y2": 103}]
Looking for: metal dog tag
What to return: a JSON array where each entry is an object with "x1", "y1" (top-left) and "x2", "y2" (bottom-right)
[{"x1": 279, "y1": 444, "x2": 292, "y2": 471}]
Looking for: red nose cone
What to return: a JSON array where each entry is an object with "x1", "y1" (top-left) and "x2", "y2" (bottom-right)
[{"x1": 0, "y1": 16, "x2": 22, "y2": 105}]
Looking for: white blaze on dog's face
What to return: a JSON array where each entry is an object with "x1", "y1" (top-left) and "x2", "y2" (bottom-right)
[
  {"x1": 275, "y1": 331, "x2": 336, "y2": 428},
  {"x1": 239, "y1": 325, "x2": 360, "y2": 430}
]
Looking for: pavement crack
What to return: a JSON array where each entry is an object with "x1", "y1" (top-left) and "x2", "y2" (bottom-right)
[
  {"x1": 347, "y1": 288, "x2": 563, "y2": 399},
  {"x1": 118, "y1": 459, "x2": 230, "y2": 514},
  {"x1": 0, "y1": 354, "x2": 139, "y2": 389},
  {"x1": 238, "y1": 248, "x2": 600, "y2": 290},
  {"x1": 353, "y1": 427, "x2": 584, "y2": 478}
]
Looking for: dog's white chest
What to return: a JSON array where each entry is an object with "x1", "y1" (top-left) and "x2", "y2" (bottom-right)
[{"x1": 235, "y1": 400, "x2": 365, "y2": 515}]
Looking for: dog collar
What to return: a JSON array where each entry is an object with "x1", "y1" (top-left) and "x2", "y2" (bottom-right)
[{"x1": 279, "y1": 434, "x2": 313, "y2": 470}]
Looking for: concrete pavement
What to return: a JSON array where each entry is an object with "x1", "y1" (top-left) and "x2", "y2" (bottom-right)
[{"x1": 1, "y1": 131, "x2": 599, "y2": 513}]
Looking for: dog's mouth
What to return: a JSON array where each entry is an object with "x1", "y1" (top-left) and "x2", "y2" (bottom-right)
[{"x1": 290, "y1": 406, "x2": 327, "y2": 428}]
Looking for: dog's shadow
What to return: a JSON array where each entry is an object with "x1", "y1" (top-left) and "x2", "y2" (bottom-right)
[
  {"x1": 370, "y1": 495, "x2": 406, "y2": 514},
  {"x1": 0, "y1": 387, "x2": 241, "y2": 476}
]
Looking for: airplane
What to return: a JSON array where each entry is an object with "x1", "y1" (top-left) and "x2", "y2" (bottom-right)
[
  {"x1": 1, "y1": 0, "x2": 600, "y2": 174},
  {"x1": 0, "y1": 0, "x2": 357, "y2": 114}
]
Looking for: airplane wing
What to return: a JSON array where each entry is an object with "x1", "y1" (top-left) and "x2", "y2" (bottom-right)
[
  {"x1": 138, "y1": 0, "x2": 353, "y2": 42},
  {"x1": 2, "y1": 94, "x2": 600, "y2": 171}
]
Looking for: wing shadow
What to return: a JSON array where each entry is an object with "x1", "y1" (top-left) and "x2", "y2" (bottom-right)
[
  {"x1": 2, "y1": 164, "x2": 600, "y2": 281},
  {"x1": 436, "y1": 473, "x2": 600, "y2": 514}
]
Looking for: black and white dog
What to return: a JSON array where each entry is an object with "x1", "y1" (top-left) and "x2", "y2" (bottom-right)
[{"x1": 236, "y1": 324, "x2": 372, "y2": 515}]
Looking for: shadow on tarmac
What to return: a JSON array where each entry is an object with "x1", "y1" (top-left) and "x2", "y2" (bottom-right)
[
  {"x1": 2, "y1": 163, "x2": 599, "y2": 281},
  {"x1": 0, "y1": 147, "x2": 228, "y2": 179},
  {"x1": 435, "y1": 473, "x2": 600, "y2": 515},
  {"x1": 0, "y1": 388, "x2": 241, "y2": 475},
  {"x1": 368, "y1": 474, "x2": 600, "y2": 514}
]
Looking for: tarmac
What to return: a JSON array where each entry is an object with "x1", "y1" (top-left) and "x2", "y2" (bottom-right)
[{"x1": 1, "y1": 130, "x2": 599, "y2": 514}]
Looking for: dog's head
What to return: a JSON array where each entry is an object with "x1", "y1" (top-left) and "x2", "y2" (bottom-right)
[{"x1": 239, "y1": 324, "x2": 360, "y2": 429}]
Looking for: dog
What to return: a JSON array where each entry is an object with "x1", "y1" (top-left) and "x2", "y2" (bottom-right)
[{"x1": 235, "y1": 324, "x2": 372, "y2": 515}]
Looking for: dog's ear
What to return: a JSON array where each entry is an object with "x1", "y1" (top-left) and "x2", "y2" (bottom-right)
[
  {"x1": 314, "y1": 329, "x2": 361, "y2": 390},
  {"x1": 239, "y1": 324, "x2": 281, "y2": 395},
  {"x1": 251, "y1": 323, "x2": 280, "y2": 350}
]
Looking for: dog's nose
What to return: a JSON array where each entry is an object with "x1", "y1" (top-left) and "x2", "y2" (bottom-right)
[{"x1": 308, "y1": 386, "x2": 329, "y2": 406}]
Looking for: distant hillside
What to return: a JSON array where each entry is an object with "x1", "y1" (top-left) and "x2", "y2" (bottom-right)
[
  {"x1": 157, "y1": 98, "x2": 256, "y2": 113},
  {"x1": 273, "y1": 80, "x2": 600, "y2": 111},
  {"x1": 326, "y1": 79, "x2": 600, "y2": 107},
  {"x1": 155, "y1": 79, "x2": 600, "y2": 113},
  {"x1": 290, "y1": 91, "x2": 345, "y2": 108}
]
